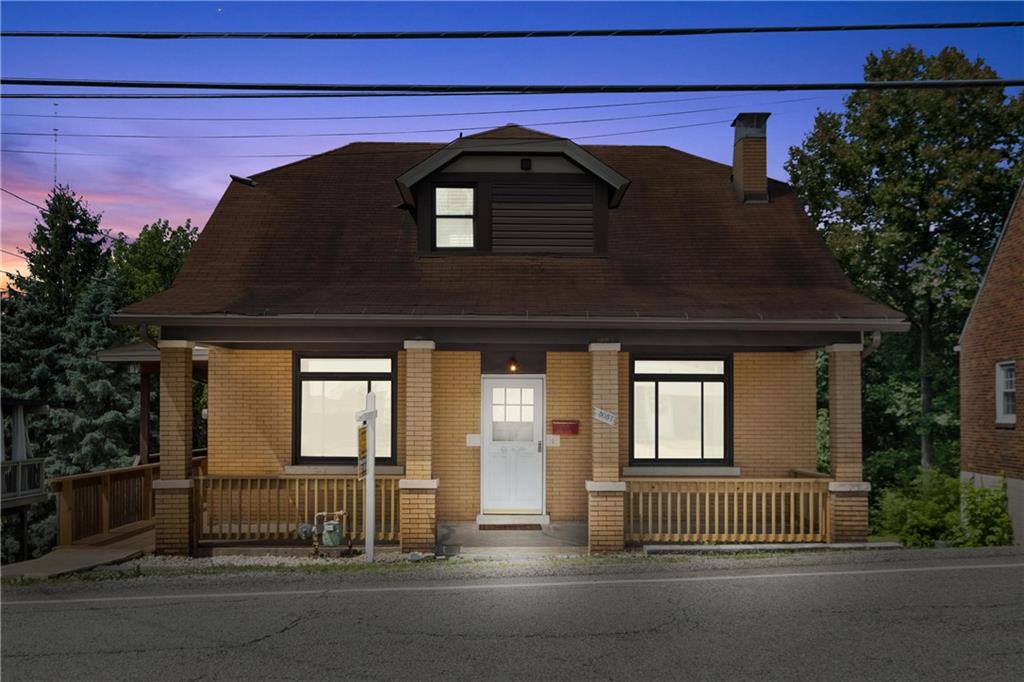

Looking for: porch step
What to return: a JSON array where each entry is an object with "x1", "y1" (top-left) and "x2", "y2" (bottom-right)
[{"x1": 475, "y1": 514, "x2": 550, "y2": 526}]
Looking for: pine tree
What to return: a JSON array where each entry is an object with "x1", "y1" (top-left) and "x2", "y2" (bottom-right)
[{"x1": 46, "y1": 272, "x2": 137, "y2": 477}]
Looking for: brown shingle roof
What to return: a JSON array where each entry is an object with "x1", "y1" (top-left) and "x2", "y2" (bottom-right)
[{"x1": 118, "y1": 127, "x2": 904, "y2": 327}]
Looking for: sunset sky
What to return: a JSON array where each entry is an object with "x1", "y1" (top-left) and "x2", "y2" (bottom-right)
[{"x1": 2, "y1": 1, "x2": 1022, "y2": 289}]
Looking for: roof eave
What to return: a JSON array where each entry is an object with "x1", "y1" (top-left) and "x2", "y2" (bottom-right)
[{"x1": 110, "y1": 312, "x2": 910, "y2": 333}]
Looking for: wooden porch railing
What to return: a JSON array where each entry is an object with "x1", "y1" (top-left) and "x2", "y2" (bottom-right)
[
  {"x1": 195, "y1": 475, "x2": 401, "y2": 543},
  {"x1": 1, "y1": 457, "x2": 47, "y2": 506},
  {"x1": 625, "y1": 479, "x2": 830, "y2": 544},
  {"x1": 50, "y1": 452, "x2": 209, "y2": 546},
  {"x1": 51, "y1": 463, "x2": 158, "y2": 545}
]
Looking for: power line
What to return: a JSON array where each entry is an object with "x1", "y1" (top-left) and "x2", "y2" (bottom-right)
[
  {"x1": 4, "y1": 77, "x2": 1022, "y2": 95},
  {"x1": 0, "y1": 92, "x2": 504, "y2": 100},
  {"x1": 0, "y1": 97, "x2": 818, "y2": 140},
  {"x1": 3, "y1": 21, "x2": 1022, "y2": 40},
  {"x1": 0, "y1": 93, "x2": 745, "y2": 122},
  {"x1": 0, "y1": 115, "x2": 748, "y2": 160},
  {"x1": 1, "y1": 187, "x2": 47, "y2": 212},
  {"x1": 1, "y1": 248, "x2": 26, "y2": 260}
]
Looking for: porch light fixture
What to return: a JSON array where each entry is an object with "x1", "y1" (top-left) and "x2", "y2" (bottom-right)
[{"x1": 508, "y1": 357, "x2": 519, "y2": 373}]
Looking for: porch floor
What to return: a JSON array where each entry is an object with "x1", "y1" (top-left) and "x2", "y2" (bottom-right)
[{"x1": 437, "y1": 522, "x2": 588, "y2": 557}]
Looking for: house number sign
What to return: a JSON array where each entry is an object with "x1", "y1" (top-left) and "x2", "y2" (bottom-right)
[{"x1": 592, "y1": 407, "x2": 618, "y2": 426}]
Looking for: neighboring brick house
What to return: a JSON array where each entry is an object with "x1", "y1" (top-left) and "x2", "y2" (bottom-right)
[
  {"x1": 960, "y1": 182, "x2": 1024, "y2": 543},
  {"x1": 113, "y1": 117, "x2": 908, "y2": 555}
]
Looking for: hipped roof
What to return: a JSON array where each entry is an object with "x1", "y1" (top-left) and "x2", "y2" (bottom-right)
[{"x1": 116, "y1": 125, "x2": 905, "y2": 331}]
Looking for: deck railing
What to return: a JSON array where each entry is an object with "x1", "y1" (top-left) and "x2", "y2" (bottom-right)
[
  {"x1": 1, "y1": 457, "x2": 47, "y2": 506},
  {"x1": 625, "y1": 478, "x2": 830, "y2": 543},
  {"x1": 195, "y1": 474, "x2": 401, "y2": 543},
  {"x1": 50, "y1": 452, "x2": 208, "y2": 546},
  {"x1": 51, "y1": 463, "x2": 158, "y2": 544}
]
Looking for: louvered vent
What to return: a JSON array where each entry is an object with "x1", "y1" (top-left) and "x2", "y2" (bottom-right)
[{"x1": 491, "y1": 182, "x2": 595, "y2": 253}]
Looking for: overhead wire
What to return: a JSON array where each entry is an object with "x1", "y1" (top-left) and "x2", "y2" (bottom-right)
[
  {"x1": 3, "y1": 21, "x2": 1022, "y2": 40},
  {"x1": 0, "y1": 97, "x2": 819, "y2": 140}
]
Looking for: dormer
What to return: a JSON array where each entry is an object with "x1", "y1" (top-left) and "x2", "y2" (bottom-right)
[{"x1": 396, "y1": 125, "x2": 630, "y2": 255}]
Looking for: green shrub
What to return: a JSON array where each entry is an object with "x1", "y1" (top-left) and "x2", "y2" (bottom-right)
[
  {"x1": 960, "y1": 477, "x2": 1014, "y2": 547},
  {"x1": 874, "y1": 468, "x2": 961, "y2": 547}
]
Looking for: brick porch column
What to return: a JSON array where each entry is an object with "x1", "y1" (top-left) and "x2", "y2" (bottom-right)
[
  {"x1": 587, "y1": 343, "x2": 625, "y2": 553},
  {"x1": 399, "y1": 340, "x2": 438, "y2": 553},
  {"x1": 827, "y1": 344, "x2": 871, "y2": 543},
  {"x1": 154, "y1": 340, "x2": 195, "y2": 555}
]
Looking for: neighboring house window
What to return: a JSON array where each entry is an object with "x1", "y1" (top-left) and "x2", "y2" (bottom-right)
[
  {"x1": 434, "y1": 186, "x2": 475, "y2": 249},
  {"x1": 996, "y1": 361, "x2": 1016, "y2": 426},
  {"x1": 294, "y1": 356, "x2": 394, "y2": 463},
  {"x1": 631, "y1": 359, "x2": 731, "y2": 464}
]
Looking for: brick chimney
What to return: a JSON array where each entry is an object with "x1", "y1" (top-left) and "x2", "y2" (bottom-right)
[{"x1": 731, "y1": 112, "x2": 771, "y2": 203}]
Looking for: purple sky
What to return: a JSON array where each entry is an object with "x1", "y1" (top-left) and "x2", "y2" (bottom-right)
[{"x1": 2, "y1": 2, "x2": 1022, "y2": 289}]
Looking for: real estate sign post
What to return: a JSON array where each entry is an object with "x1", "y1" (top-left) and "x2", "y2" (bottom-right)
[{"x1": 355, "y1": 393, "x2": 377, "y2": 563}]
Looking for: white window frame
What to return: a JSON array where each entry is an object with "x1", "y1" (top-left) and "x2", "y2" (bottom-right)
[{"x1": 995, "y1": 361, "x2": 1016, "y2": 426}]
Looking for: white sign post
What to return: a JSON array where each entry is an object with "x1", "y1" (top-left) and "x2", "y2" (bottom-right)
[{"x1": 355, "y1": 392, "x2": 377, "y2": 563}]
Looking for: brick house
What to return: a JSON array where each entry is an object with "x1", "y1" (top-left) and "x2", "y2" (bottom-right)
[
  {"x1": 113, "y1": 116, "x2": 908, "y2": 555},
  {"x1": 959, "y1": 182, "x2": 1023, "y2": 542}
]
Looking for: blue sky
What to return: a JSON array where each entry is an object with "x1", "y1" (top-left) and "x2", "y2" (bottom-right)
[{"x1": 2, "y1": 1, "x2": 1022, "y2": 284}]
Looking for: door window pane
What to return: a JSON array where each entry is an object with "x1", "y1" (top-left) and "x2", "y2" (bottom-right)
[
  {"x1": 658, "y1": 382, "x2": 701, "y2": 459},
  {"x1": 633, "y1": 381, "x2": 656, "y2": 460}
]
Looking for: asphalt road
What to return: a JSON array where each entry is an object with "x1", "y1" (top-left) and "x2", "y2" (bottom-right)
[{"x1": 3, "y1": 550, "x2": 1023, "y2": 681}]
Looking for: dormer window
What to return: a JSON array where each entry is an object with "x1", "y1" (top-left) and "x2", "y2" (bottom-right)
[
  {"x1": 400, "y1": 131, "x2": 630, "y2": 256},
  {"x1": 434, "y1": 186, "x2": 475, "y2": 249}
]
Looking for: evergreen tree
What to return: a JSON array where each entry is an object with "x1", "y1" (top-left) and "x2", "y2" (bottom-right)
[{"x1": 46, "y1": 272, "x2": 137, "y2": 477}]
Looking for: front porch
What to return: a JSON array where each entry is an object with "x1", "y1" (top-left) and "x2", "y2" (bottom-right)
[{"x1": 57, "y1": 337, "x2": 872, "y2": 555}]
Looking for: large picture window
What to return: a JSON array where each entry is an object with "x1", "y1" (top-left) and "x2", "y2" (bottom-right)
[
  {"x1": 294, "y1": 356, "x2": 395, "y2": 464},
  {"x1": 631, "y1": 359, "x2": 730, "y2": 464}
]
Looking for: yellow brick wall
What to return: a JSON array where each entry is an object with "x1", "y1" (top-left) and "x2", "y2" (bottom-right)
[
  {"x1": 207, "y1": 350, "x2": 406, "y2": 475},
  {"x1": 618, "y1": 352, "x2": 630, "y2": 468},
  {"x1": 207, "y1": 348, "x2": 292, "y2": 475},
  {"x1": 155, "y1": 488, "x2": 193, "y2": 554},
  {"x1": 733, "y1": 351, "x2": 818, "y2": 477},
  {"x1": 433, "y1": 351, "x2": 481, "y2": 521},
  {"x1": 828, "y1": 350, "x2": 863, "y2": 482},
  {"x1": 830, "y1": 492, "x2": 869, "y2": 542},
  {"x1": 546, "y1": 352, "x2": 591, "y2": 522},
  {"x1": 400, "y1": 489, "x2": 437, "y2": 552},
  {"x1": 591, "y1": 350, "x2": 620, "y2": 481},
  {"x1": 588, "y1": 491, "x2": 625, "y2": 552},
  {"x1": 159, "y1": 344, "x2": 195, "y2": 480}
]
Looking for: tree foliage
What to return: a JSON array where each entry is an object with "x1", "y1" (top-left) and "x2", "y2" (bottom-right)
[
  {"x1": 786, "y1": 47, "x2": 1024, "y2": 471},
  {"x1": 2, "y1": 189, "x2": 198, "y2": 561},
  {"x1": 112, "y1": 219, "x2": 198, "y2": 303}
]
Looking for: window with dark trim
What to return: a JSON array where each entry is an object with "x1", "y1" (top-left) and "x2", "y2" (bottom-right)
[
  {"x1": 630, "y1": 358, "x2": 731, "y2": 464},
  {"x1": 293, "y1": 355, "x2": 396, "y2": 464},
  {"x1": 433, "y1": 186, "x2": 475, "y2": 249},
  {"x1": 996, "y1": 360, "x2": 1016, "y2": 427}
]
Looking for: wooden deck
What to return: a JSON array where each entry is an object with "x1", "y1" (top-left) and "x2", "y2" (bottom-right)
[{"x1": 3, "y1": 527, "x2": 154, "y2": 579}]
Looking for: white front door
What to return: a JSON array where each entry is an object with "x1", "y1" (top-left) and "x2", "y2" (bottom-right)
[{"x1": 481, "y1": 376, "x2": 544, "y2": 514}]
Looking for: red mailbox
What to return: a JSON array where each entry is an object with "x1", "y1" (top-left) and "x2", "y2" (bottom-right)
[{"x1": 551, "y1": 420, "x2": 579, "y2": 435}]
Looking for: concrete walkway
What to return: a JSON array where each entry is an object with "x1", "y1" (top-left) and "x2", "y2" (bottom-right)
[
  {"x1": 436, "y1": 522, "x2": 588, "y2": 557},
  {"x1": 2, "y1": 528, "x2": 155, "y2": 579}
]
